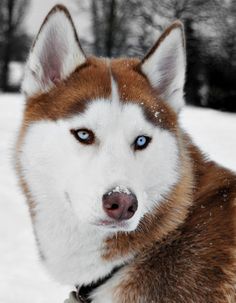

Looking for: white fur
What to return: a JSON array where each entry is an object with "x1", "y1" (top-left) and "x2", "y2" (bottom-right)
[
  {"x1": 19, "y1": 92, "x2": 180, "y2": 286},
  {"x1": 22, "y1": 8, "x2": 86, "y2": 97},
  {"x1": 141, "y1": 26, "x2": 186, "y2": 113}
]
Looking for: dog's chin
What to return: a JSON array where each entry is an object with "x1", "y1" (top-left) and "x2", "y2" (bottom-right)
[{"x1": 93, "y1": 219, "x2": 139, "y2": 233}]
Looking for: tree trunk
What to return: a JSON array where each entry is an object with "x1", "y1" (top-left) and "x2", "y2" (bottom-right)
[
  {"x1": 105, "y1": 0, "x2": 116, "y2": 57},
  {"x1": 1, "y1": 0, "x2": 14, "y2": 92}
]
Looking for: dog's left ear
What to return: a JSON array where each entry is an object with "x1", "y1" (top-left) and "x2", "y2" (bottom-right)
[
  {"x1": 22, "y1": 5, "x2": 86, "y2": 97},
  {"x1": 140, "y1": 21, "x2": 186, "y2": 113}
]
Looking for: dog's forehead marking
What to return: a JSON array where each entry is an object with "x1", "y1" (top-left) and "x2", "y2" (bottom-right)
[
  {"x1": 106, "y1": 57, "x2": 120, "y2": 108},
  {"x1": 23, "y1": 57, "x2": 177, "y2": 133},
  {"x1": 111, "y1": 77, "x2": 120, "y2": 107}
]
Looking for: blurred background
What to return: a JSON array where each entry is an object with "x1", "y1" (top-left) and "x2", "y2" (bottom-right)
[
  {"x1": 0, "y1": 0, "x2": 236, "y2": 111},
  {"x1": 0, "y1": 1, "x2": 235, "y2": 303}
]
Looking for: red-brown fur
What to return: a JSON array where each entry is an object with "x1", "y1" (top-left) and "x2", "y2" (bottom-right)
[{"x1": 16, "y1": 5, "x2": 236, "y2": 302}]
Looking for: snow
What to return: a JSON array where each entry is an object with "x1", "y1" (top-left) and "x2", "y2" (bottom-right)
[
  {"x1": 9, "y1": 62, "x2": 24, "y2": 87},
  {"x1": 108, "y1": 186, "x2": 132, "y2": 195},
  {"x1": 0, "y1": 94, "x2": 235, "y2": 303},
  {"x1": 180, "y1": 106, "x2": 236, "y2": 172}
]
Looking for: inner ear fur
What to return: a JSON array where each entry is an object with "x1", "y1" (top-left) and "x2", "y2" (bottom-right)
[{"x1": 140, "y1": 21, "x2": 186, "y2": 113}]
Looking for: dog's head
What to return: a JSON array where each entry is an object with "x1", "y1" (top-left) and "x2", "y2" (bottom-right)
[{"x1": 18, "y1": 5, "x2": 186, "y2": 233}]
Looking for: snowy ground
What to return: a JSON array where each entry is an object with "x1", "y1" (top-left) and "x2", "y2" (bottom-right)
[{"x1": 0, "y1": 94, "x2": 235, "y2": 303}]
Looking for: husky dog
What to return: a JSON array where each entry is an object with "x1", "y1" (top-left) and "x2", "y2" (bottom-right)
[{"x1": 15, "y1": 5, "x2": 236, "y2": 303}]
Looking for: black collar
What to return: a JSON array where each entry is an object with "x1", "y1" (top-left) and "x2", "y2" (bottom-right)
[{"x1": 75, "y1": 266, "x2": 122, "y2": 303}]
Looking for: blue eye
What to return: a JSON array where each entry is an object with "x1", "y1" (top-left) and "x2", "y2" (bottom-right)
[
  {"x1": 78, "y1": 130, "x2": 89, "y2": 140},
  {"x1": 71, "y1": 128, "x2": 95, "y2": 145},
  {"x1": 134, "y1": 135, "x2": 151, "y2": 150},
  {"x1": 137, "y1": 136, "x2": 146, "y2": 146}
]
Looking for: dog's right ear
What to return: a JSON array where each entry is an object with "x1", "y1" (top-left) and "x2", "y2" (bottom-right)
[
  {"x1": 140, "y1": 21, "x2": 186, "y2": 113},
  {"x1": 22, "y1": 5, "x2": 86, "y2": 97}
]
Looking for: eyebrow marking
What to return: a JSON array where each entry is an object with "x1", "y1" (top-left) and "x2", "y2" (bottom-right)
[
  {"x1": 111, "y1": 76, "x2": 120, "y2": 107},
  {"x1": 105, "y1": 58, "x2": 120, "y2": 107}
]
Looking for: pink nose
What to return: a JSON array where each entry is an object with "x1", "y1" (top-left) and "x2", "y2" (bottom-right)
[{"x1": 102, "y1": 190, "x2": 138, "y2": 221}]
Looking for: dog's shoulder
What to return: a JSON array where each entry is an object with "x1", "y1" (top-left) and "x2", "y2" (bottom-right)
[
  {"x1": 186, "y1": 141, "x2": 236, "y2": 239},
  {"x1": 190, "y1": 156, "x2": 236, "y2": 236},
  {"x1": 172, "y1": 158, "x2": 236, "y2": 302}
]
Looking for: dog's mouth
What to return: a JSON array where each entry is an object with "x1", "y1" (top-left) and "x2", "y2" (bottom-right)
[{"x1": 94, "y1": 219, "x2": 129, "y2": 230}]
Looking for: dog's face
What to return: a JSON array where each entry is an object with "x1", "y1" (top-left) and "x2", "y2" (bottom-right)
[{"x1": 19, "y1": 6, "x2": 186, "y2": 233}]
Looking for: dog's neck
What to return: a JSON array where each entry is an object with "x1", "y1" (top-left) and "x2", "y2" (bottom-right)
[{"x1": 75, "y1": 265, "x2": 123, "y2": 303}]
